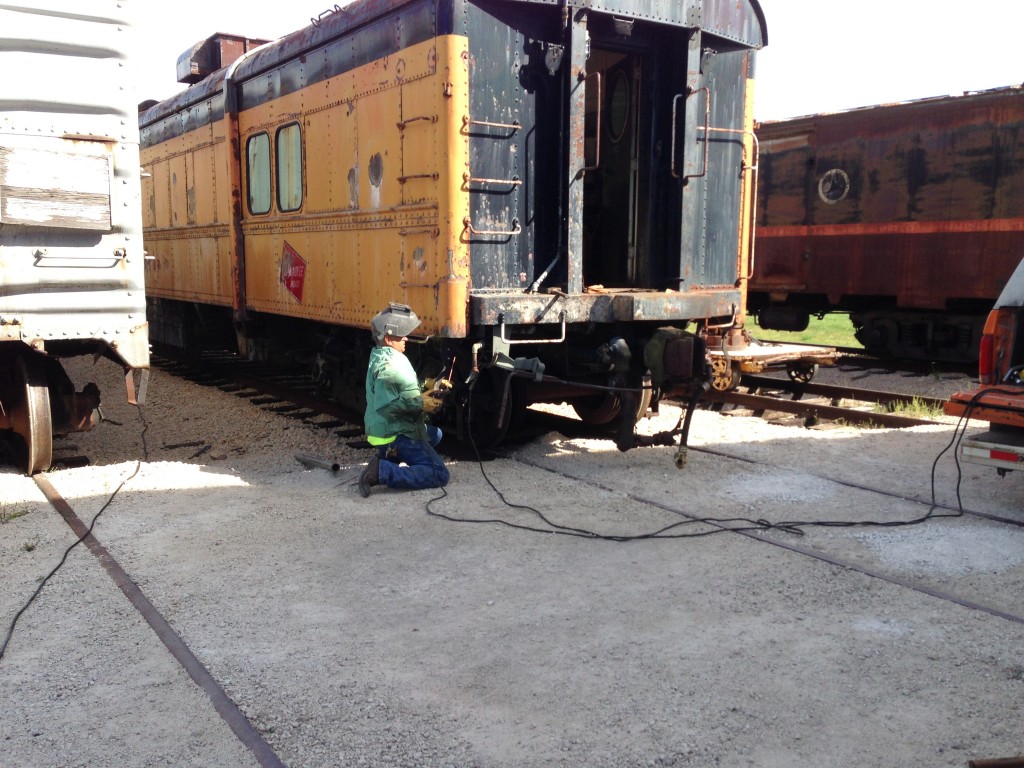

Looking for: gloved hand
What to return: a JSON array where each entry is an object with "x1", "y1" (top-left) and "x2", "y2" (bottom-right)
[
  {"x1": 422, "y1": 377, "x2": 453, "y2": 393},
  {"x1": 421, "y1": 390, "x2": 446, "y2": 414}
]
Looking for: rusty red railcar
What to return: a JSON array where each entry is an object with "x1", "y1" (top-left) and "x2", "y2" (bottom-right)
[{"x1": 748, "y1": 85, "x2": 1024, "y2": 363}]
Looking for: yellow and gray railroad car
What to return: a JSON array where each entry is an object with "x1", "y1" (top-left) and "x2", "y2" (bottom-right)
[
  {"x1": 0, "y1": 0, "x2": 149, "y2": 474},
  {"x1": 141, "y1": 0, "x2": 766, "y2": 445}
]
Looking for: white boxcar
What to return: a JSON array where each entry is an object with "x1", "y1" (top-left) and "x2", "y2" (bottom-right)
[{"x1": 0, "y1": 0, "x2": 148, "y2": 474}]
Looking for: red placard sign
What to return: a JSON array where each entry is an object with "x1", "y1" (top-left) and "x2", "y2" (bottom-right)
[{"x1": 280, "y1": 241, "x2": 307, "y2": 303}]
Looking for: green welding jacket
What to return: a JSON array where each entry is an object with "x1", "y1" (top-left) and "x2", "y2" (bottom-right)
[{"x1": 364, "y1": 345, "x2": 425, "y2": 445}]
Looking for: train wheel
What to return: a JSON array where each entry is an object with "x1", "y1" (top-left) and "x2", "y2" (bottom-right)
[
  {"x1": 10, "y1": 354, "x2": 53, "y2": 475},
  {"x1": 709, "y1": 357, "x2": 741, "y2": 391},
  {"x1": 787, "y1": 363, "x2": 819, "y2": 383},
  {"x1": 571, "y1": 382, "x2": 652, "y2": 426},
  {"x1": 571, "y1": 393, "x2": 621, "y2": 425}
]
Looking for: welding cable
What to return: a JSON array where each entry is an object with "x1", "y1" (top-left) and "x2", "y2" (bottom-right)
[
  {"x1": 939, "y1": 385, "x2": 1024, "y2": 512},
  {"x1": 727, "y1": 385, "x2": 1024, "y2": 535},
  {"x1": 134, "y1": 401, "x2": 150, "y2": 462},
  {"x1": 424, "y1": 372, "x2": 806, "y2": 541},
  {"x1": 0, "y1": 404, "x2": 148, "y2": 663},
  {"x1": 0, "y1": 463, "x2": 140, "y2": 662},
  {"x1": 712, "y1": 387, "x2": 974, "y2": 535},
  {"x1": 926, "y1": 385, "x2": 1024, "y2": 519},
  {"x1": 425, "y1": 379, "x2": 1024, "y2": 541},
  {"x1": 428, "y1": 369, "x2": 597, "y2": 537}
]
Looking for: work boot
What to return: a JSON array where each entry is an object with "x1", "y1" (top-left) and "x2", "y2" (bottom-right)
[{"x1": 358, "y1": 454, "x2": 380, "y2": 497}]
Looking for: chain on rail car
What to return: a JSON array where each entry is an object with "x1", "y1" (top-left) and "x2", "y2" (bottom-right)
[
  {"x1": 0, "y1": 1, "x2": 150, "y2": 475},
  {"x1": 140, "y1": 0, "x2": 810, "y2": 447},
  {"x1": 749, "y1": 85, "x2": 1024, "y2": 364}
]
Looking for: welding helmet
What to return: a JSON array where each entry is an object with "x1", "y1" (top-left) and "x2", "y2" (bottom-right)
[{"x1": 370, "y1": 302, "x2": 420, "y2": 344}]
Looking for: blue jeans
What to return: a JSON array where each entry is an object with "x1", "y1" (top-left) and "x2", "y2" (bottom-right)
[{"x1": 375, "y1": 426, "x2": 450, "y2": 490}]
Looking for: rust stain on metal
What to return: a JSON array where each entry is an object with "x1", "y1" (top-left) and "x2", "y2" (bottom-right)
[{"x1": 752, "y1": 87, "x2": 1024, "y2": 312}]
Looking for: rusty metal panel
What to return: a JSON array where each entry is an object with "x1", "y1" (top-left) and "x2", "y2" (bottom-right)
[
  {"x1": 693, "y1": 48, "x2": 750, "y2": 288},
  {"x1": 176, "y1": 34, "x2": 270, "y2": 85},
  {"x1": 457, "y1": 0, "x2": 759, "y2": 328},
  {"x1": 699, "y1": 0, "x2": 767, "y2": 47},
  {"x1": 143, "y1": 226, "x2": 234, "y2": 306},
  {"x1": 752, "y1": 86, "x2": 1024, "y2": 313},
  {"x1": 168, "y1": 153, "x2": 189, "y2": 229},
  {"x1": 470, "y1": 288, "x2": 742, "y2": 325},
  {"x1": 238, "y1": 1, "x2": 439, "y2": 112},
  {"x1": 304, "y1": 106, "x2": 354, "y2": 212},
  {"x1": 353, "y1": 69, "x2": 405, "y2": 211}
]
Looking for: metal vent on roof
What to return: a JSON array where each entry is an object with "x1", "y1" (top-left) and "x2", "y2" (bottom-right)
[{"x1": 175, "y1": 33, "x2": 271, "y2": 84}]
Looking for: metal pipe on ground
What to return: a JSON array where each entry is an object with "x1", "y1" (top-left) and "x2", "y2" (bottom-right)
[{"x1": 295, "y1": 453, "x2": 341, "y2": 473}]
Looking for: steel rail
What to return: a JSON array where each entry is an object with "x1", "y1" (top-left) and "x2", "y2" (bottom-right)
[
  {"x1": 33, "y1": 475, "x2": 288, "y2": 768},
  {"x1": 703, "y1": 388, "x2": 939, "y2": 428},
  {"x1": 739, "y1": 374, "x2": 949, "y2": 411},
  {"x1": 762, "y1": 343, "x2": 976, "y2": 376}
]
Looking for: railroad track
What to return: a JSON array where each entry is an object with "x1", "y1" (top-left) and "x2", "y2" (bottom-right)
[
  {"x1": 773, "y1": 343, "x2": 977, "y2": 377},
  {"x1": 26, "y1": 473, "x2": 289, "y2": 768},
  {"x1": 152, "y1": 347, "x2": 367, "y2": 443},
  {"x1": 704, "y1": 374, "x2": 948, "y2": 428}
]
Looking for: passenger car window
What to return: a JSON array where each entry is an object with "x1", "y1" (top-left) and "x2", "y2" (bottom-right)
[
  {"x1": 246, "y1": 133, "x2": 271, "y2": 215},
  {"x1": 276, "y1": 123, "x2": 303, "y2": 212}
]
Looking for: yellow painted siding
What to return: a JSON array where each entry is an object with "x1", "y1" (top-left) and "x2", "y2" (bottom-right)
[
  {"x1": 145, "y1": 156, "x2": 170, "y2": 228},
  {"x1": 168, "y1": 153, "x2": 187, "y2": 228},
  {"x1": 142, "y1": 120, "x2": 234, "y2": 306},
  {"x1": 190, "y1": 142, "x2": 220, "y2": 225},
  {"x1": 239, "y1": 35, "x2": 470, "y2": 337},
  {"x1": 214, "y1": 139, "x2": 231, "y2": 224},
  {"x1": 436, "y1": 34, "x2": 471, "y2": 337},
  {"x1": 142, "y1": 36, "x2": 471, "y2": 334},
  {"x1": 304, "y1": 104, "x2": 357, "y2": 212}
]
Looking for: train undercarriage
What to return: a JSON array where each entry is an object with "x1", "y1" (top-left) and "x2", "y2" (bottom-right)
[
  {"x1": 148, "y1": 297, "x2": 712, "y2": 452},
  {"x1": 0, "y1": 346, "x2": 112, "y2": 475},
  {"x1": 850, "y1": 310, "x2": 984, "y2": 364},
  {"x1": 754, "y1": 303, "x2": 985, "y2": 364}
]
